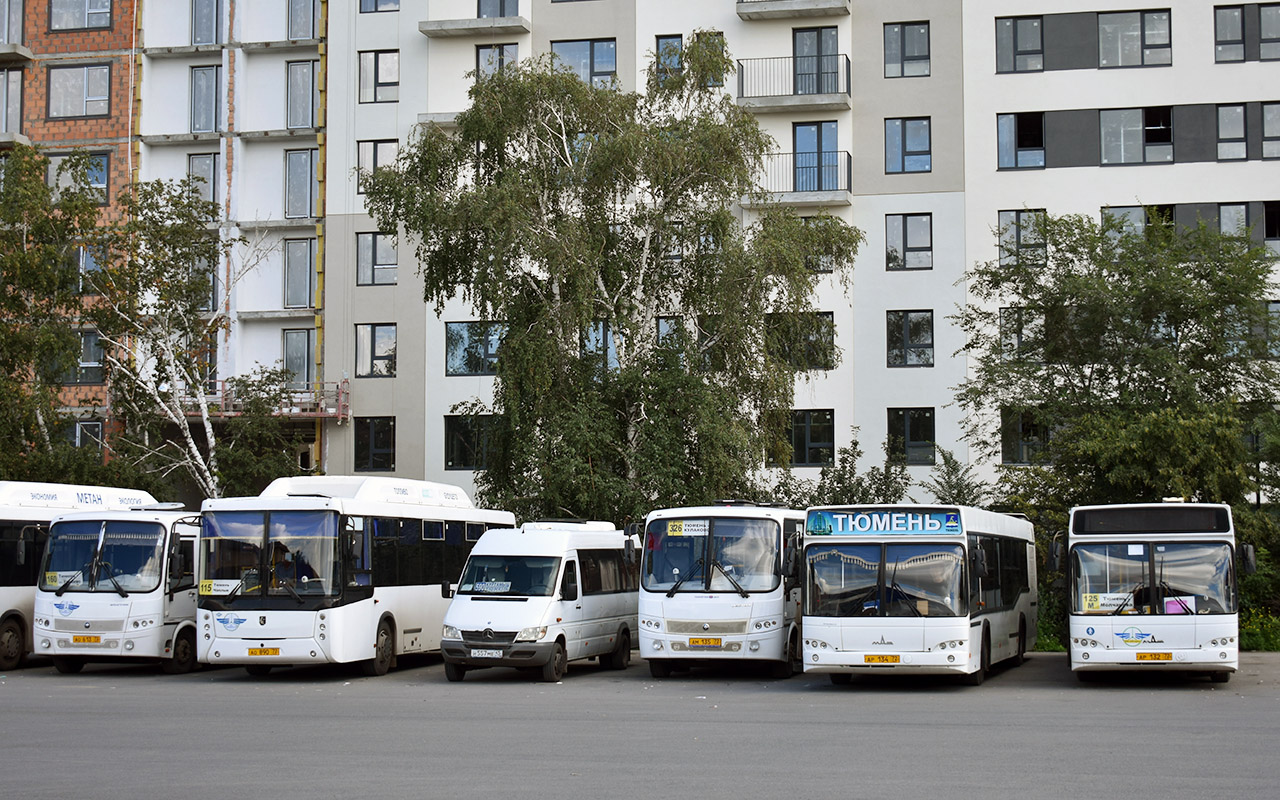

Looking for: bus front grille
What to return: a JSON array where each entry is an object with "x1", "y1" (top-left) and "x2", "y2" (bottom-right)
[
  {"x1": 462, "y1": 630, "x2": 518, "y2": 644},
  {"x1": 54, "y1": 619, "x2": 126, "y2": 632},
  {"x1": 665, "y1": 620, "x2": 748, "y2": 635}
]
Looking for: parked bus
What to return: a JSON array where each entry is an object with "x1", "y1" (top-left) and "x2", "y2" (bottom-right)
[
  {"x1": 639, "y1": 503, "x2": 805, "y2": 678},
  {"x1": 198, "y1": 476, "x2": 515, "y2": 676},
  {"x1": 1065, "y1": 502, "x2": 1246, "y2": 683},
  {"x1": 33, "y1": 506, "x2": 200, "y2": 674},
  {"x1": 802, "y1": 505, "x2": 1037, "y2": 685},
  {"x1": 0, "y1": 482, "x2": 157, "y2": 670}
]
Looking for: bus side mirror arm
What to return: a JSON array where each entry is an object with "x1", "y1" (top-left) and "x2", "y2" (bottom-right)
[{"x1": 1048, "y1": 536, "x2": 1064, "y2": 573}]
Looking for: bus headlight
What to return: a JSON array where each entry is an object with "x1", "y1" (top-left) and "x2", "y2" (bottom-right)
[
  {"x1": 441, "y1": 625, "x2": 462, "y2": 641},
  {"x1": 515, "y1": 626, "x2": 547, "y2": 642}
]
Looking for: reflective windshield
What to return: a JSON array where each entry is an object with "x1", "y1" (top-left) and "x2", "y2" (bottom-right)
[
  {"x1": 805, "y1": 543, "x2": 966, "y2": 618},
  {"x1": 642, "y1": 517, "x2": 780, "y2": 593},
  {"x1": 1072, "y1": 541, "x2": 1236, "y2": 615},
  {"x1": 40, "y1": 519, "x2": 166, "y2": 593},
  {"x1": 201, "y1": 510, "x2": 339, "y2": 598},
  {"x1": 457, "y1": 556, "x2": 562, "y2": 596}
]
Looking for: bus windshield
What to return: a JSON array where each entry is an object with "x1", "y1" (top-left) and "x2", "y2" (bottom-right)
[
  {"x1": 642, "y1": 517, "x2": 780, "y2": 593},
  {"x1": 40, "y1": 519, "x2": 167, "y2": 593},
  {"x1": 457, "y1": 556, "x2": 562, "y2": 596},
  {"x1": 1072, "y1": 541, "x2": 1236, "y2": 615},
  {"x1": 202, "y1": 510, "x2": 340, "y2": 598},
  {"x1": 806, "y1": 543, "x2": 966, "y2": 617}
]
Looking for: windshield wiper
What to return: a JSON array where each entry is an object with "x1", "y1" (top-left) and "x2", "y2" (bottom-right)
[
  {"x1": 223, "y1": 578, "x2": 245, "y2": 604},
  {"x1": 94, "y1": 561, "x2": 128, "y2": 598},
  {"x1": 54, "y1": 568, "x2": 85, "y2": 596},
  {"x1": 1157, "y1": 556, "x2": 1193, "y2": 615},
  {"x1": 710, "y1": 560, "x2": 749, "y2": 598},
  {"x1": 1112, "y1": 586, "x2": 1141, "y2": 615},
  {"x1": 889, "y1": 582, "x2": 922, "y2": 616},
  {"x1": 666, "y1": 559, "x2": 704, "y2": 598},
  {"x1": 279, "y1": 579, "x2": 305, "y2": 605}
]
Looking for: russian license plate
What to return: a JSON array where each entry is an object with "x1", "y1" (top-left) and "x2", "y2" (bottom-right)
[
  {"x1": 1136, "y1": 652, "x2": 1172, "y2": 661},
  {"x1": 688, "y1": 638, "x2": 721, "y2": 648},
  {"x1": 864, "y1": 654, "x2": 900, "y2": 664},
  {"x1": 247, "y1": 648, "x2": 279, "y2": 657},
  {"x1": 72, "y1": 635, "x2": 100, "y2": 644},
  {"x1": 470, "y1": 649, "x2": 503, "y2": 659}
]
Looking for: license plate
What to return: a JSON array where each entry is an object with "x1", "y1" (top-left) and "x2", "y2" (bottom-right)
[
  {"x1": 1136, "y1": 652, "x2": 1172, "y2": 661},
  {"x1": 470, "y1": 649, "x2": 503, "y2": 659},
  {"x1": 864, "y1": 654, "x2": 900, "y2": 664},
  {"x1": 688, "y1": 638, "x2": 721, "y2": 648},
  {"x1": 72, "y1": 635, "x2": 100, "y2": 644},
  {"x1": 247, "y1": 648, "x2": 279, "y2": 657}
]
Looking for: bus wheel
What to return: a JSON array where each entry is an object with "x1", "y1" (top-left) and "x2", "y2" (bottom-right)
[
  {"x1": 53, "y1": 657, "x2": 85, "y2": 674},
  {"x1": 648, "y1": 659, "x2": 672, "y2": 679},
  {"x1": 1210, "y1": 671, "x2": 1231, "y2": 684},
  {"x1": 162, "y1": 629, "x2": 197, "y2": 675},
  {"x1": 0, "y1": 618, "x2": 24, "y2": 671},
  {"x1": 362, "y1": 620, "x2": 394, "y2": 677},
  {"x1": 829, "y1": 673, "x2": 852, "y2": 686},
  {"x1": 604, "y1": 630, "x2": 631, "y2": 670},
  {"x1": 245, "y1": 664, "x2": 272, "y2": 677},
  {"x1": 769, "y1": 636, "x2": 795, "y2": 680},
  {"x1": 444, "y1": 661, "x2": 467, "y2": 682},
  {"x1": 541, "y1": 641, "x2": 567, "y2": 682},
  {"x1": 964, "y1": 629, "x2": 989, "y2": 686}
]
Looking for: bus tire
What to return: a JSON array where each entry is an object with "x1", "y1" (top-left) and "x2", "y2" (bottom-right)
[
  {"x1": 362, "y1": 619, "x2": 394, "y2": 677},
  {"x1": 0, "y1": 617, "x2": 24, "y2": 671},
  {"x1": 1210, "y1": 671, "x2": 1231, "y2": 684},
  {"x1": 245, "y1": 664, "x2": 272, "y2": 677},
  {"x1": 648, "y1": 658, "x2": 672, "y2": 678},
  {"x1": 444, "y1": 661, "x2": 466, "y2": 682},
  {"x1": 53, "y1": 657, "x2": 85, "y2": 674},
  {"x1": 964, "y1": 628, "x2": 989, "y2": 686},
  {"x1": 604, "y1": 629, "x2": 631, "y2": 670},
  {"x1": 769, "y1": 635, "x2": 795, "y2": 679},
  {"x1": 161, "y1": 628, "x2": 197, "y2": 675},
  {"x1": 541, "y1": 641, "x2": 567, "y2": 682},
  {"x1": 829, "y1": 673, "x2": 852, "y2": 686},
  {"x1": 1014, "y1": 617, "x2": 1027, "y2": 666}
]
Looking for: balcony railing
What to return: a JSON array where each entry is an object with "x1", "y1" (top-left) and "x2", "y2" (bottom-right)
[
  {"x1": 757, "y1": 151, "x2": 852, "y2": 197},
  {"x1": 182, "y1": 379, "x2": 349, "y2": 421},
  {"x1": 737, "y1": 55, "x2": 850, "y2": 101}
]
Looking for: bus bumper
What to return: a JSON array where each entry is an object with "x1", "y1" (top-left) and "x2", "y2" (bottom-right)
[
  {"x1": 638, "y1": 627, "x2": 786, "y2": 662},
  {"x1": 34, "y1": 624, "x2": 169, "y2": 660},
  {"x1": 203, "y1": 636, "x2": 332, "y2": 665},
  {"x1": 1071, "y1": 647, "x2": 1237, "y2": 673},
  {"x1": 803, "y1": 647, "x2": 972, "y2": 675},
  {"x1": 440, "y1": 639, "x2": 558, "y2": 668}
]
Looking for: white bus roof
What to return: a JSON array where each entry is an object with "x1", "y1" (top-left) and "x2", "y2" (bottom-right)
[
  {"x1": 0, "y1": 481, "x2": 158, "y2": 520},
  {"x1": 471, "y1": 523, "x2": 629, "y2": 557},
  {"x1": 50, "y1": 507, "x2": 197, "y2": 528},
  {"x1": 806, "y1": 503, "x2": 1034, "y2": 541},
  {"x1": 646, "y1": 504, "x2": 804, "y2": 521},
  {"x1": 257, "y1": 476, "x2": 475, "y2": 508}
]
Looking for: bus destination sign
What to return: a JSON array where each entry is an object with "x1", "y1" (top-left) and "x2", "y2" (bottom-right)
[{"x1": 807, "y1": 509, "x2": 963, "y2": 536}]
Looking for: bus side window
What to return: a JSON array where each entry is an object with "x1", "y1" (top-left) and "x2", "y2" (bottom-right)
[
  {"x1": 346, "y1": 517, "x2": 371, "y2": 586},
  {"x1": 561, "y1": 560, "x2": 578, "y2": 602},
  {"x1": 170, "y1": 538, "x2": 196, "y2": 591}
]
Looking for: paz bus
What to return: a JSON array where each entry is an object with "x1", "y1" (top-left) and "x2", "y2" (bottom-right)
[
  {"x1": 639, "y1": 503, "x2": 806, "y2": 678},
  {"x1": 198, "y1": 476, "x2": 514, "y2": 676},
  {"x1": 1065, "y1": 502, "x2": 1246, "y2": 683},
  {"x1": 0, "y1": 481, "x2": 157, "y2": 670},
  {"x1": 801, "y1": 505, "x2": 1037, "y2": 685},
  {"x1": 33, "y1": 505, "x2": 201, "y2": 674}
]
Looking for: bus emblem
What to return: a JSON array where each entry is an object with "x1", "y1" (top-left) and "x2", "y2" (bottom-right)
[
  {"x1": 53, "y1": 602, "x2": 80, "y2": 617},
  {"x1": 259, "y1": 616, "x2": 267, "y2": 626},
  {"x1": 216, "y1": 613, "x2": 247, "y2": 631},
  {"x1": 1116, "y1": 627, "x2": 1154, "y2": 647}
]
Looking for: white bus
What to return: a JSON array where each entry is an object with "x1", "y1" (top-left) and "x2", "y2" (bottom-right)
[
  {"x1": 198, "y1": 476, "x2": 515, "y2": 676},
  {"x1": 802, "y1": 505, "x2": 1037, "y2": 685},
  {"x1": 1065, "y1": 502, "x2": 1246, "y2": 683},
  {"x1": 0, "y1": 481, "x2": 157, "y2": 670},
  {"x1": 33, "y1": 506, "x2": 201, "y2": 674},
  {"x1": 639, "y1": 503, "x2": 805, "y2": 678}
]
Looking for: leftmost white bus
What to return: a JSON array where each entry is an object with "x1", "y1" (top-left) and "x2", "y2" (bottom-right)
[{"x1": 0, "y1": 481, "x2": 157, "y2": 670}]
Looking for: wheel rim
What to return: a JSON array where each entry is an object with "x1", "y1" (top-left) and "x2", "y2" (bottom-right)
[
  {"x1": 0, "y1": 624, "x2": 19, "y2": 661},
  {"x1": 377, "y1": 626, "x2": 391, "y2": 667}
]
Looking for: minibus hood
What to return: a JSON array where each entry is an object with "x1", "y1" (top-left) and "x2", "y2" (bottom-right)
[{"x1": 445, "y1": 594, "x2": 554, "y2": 632}]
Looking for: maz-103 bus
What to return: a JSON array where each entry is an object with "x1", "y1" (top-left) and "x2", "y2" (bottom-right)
[
  {"x1": 198, "y1": 476, "x2": 514, "y2": 676},
  {"x1": 1065, "y1": 502, "x2": 1248, "y2": 683},
  {"x1": 0, "y1": 482, "x2": 157, "y2": 670},
  {"x1": 639, "y1": 503, "x2": 805, "y2": 678},
  {"x1": 33, "y1": 506, "x2": 200, "y2": 674},
  {"x1": 802, "y1": 505, "x2": 1037, "y2": 685}
]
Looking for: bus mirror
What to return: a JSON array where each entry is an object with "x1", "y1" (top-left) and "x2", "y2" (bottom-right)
[
  {"x1": 1242, "y1": 544, "x2": 1258, "y2": 576},
  {"x1": 624, "y1": 537, "x2": 636, "y2": 564},
  {"x1": 972, "y1": 550, "x2": 990, "y2": 580},
  {"x1": 561, "y1": 582, "x2": 578, "y2": 603},
  {"x1": 441, "y1": 580, "x2": 453, "y2": 599},
  {"x1": 625, "y1": 522, "x2": 641, "y2": 538},
  {"x1": 1048, "y1": 540, "x2": 1064, "y2": 572}
]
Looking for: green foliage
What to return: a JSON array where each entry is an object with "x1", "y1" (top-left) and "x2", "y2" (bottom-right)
[
  {"x1": 365, "y1": 35, "x2": 863, "y2": 523},
  {"x1": 1240, "y1": 607, "x2": 1280, "y2": 651},
  {"x1": 764, "y1": 430, "x2": 911, "y2": 509},
  {"x1": 916, "y1": 447, "x2": 990, "y2": 507}
]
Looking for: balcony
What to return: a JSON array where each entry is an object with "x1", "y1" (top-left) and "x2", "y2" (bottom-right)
[
  {"x1": 747, "y1": 151, "x2": 852, "y2": 207},
  {"x1": 419, "y1": 15, "x2": 529, "y2": 38},
  {"x1": 737, "y1": 0, "x2": 851, "y2": 20},
  {"x1": 737, "y1": 55, "x2": 851, "y2": 113},
  {"x1": 0, "y1": 42, "x2": 33, "y2": 65},
  {"x1": 183, "y1": 380, "x2": 349, "y2": 421}
]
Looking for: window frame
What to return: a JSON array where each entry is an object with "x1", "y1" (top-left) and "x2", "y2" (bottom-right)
[
  {"x1": 356, "y1": 139, "x2": 397, "y2": 195},
  {"x1": 1000, "y1": 408, "x2": 1047, "y2": 466},
  {"x1": 282, "y1": 328, "x2": 315, "y2": 387},
  {"x1": 885, "y1": 117, "x2": 932, "y2": 174},
  {"x1": 286, "y1": 60, "x2": 318, "y2": 129},
  {"x1": 356, "y1": 232, "x2": 397, "y2": 287},
  {"x1": 187, "y1": 153, "x2": 217, "y2": 204},
  {"x1": 283, "y1": 238, "x2": 316, "y2": 309},
  {"x1": 444, "y1": 415, "x2": 495, "y2": 471},
  {"x1": 287, "y1": 0, "x2": 318, "y2": 40},
  {"x1": 998, "y1": 209, "x2": 1045, "y2": 268},
  {"x1": 1264, "y1": 103, "x2": 1280, "y2": 159},
  {"x1": 358, "y1": 50, "x2": 400, "y2": 104},
  {"x1": 359, "y1": 0, "x2": 398, "y2": 12},
  {"x1": 887, "y1": 407, "x2": 936, "y2": 466},
  {"x1": 2, "y1": 67, "x2": 22, "y2": 134},
  {"x1": 49, "y1": 0, "x2": 111, "y2": 31},
  {"x1": 284, "y1": 148, "x2": 318, "y2": 219},
  {"x1": 1098, "y1": 10, "x2": 1172, "y2": 69},
  {"x1": 655, "y1": 34, "x2": 682, "y2": 84},
  {"x1": 47, "y1": 63, "x2": 110, "y2": 119},
  {"x1": 1218, "y1": 104, "x2": 1247, "y2": 161},
  {"x1": 190, "y1": 64, "x2": 220, "y2": 134},
  {"x1": 445, "y1": 321, "x2": 504, "y2": 376},
  {"x1": 1215, "y1": 6, "x2": 1245, "y2": 63},
  {"x1": 477, "y1": 43, "x2": 518, "y2": 78},
  {"x1": 191, "y1": 0, "x2": 221, "y2": 45},
  {"x1": 997, "y1": 111, "x2": 1045, "y2": 170},
  {"x1": 65, "y1": 330, "x2": 105, "y2": 385},
  {"x1": 479, "y1": 0, "x2": 519, "y2": 18},
  {"x1": 886, "y1": 310, "x2": 935, "y2": 368},
  {"x1": 354, "y1": 416, "x2": 396, "y2": 472},
  {"x1": 788, "y1": 409, "x2": 835, "y2": 468},
  {"x1": 885, "y1": 213, "x2": 933, "y2": 271},
  {"x1": 355, "y1": 323, "x2": 397, "y2": 378},
  {"x1": 995, "y1": 16, "x2": 1044, "y2": 73},
  {"x1": 1099, "y1": 106, "x2": 1173, "y2": 165},
  {"x1": 1263, "y1": 4, "x2": 1280, "y2": 60},
  {"x1": 550, "y1": 38, "x2": 617, "y2": 86},
  {"x1": 883, "y1": 21, "x2": 930, "y2": 79}
]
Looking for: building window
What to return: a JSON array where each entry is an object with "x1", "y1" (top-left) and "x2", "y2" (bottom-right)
[
  {"x1": 999, "y1": 306, "x2": 1039, "y2": 361},
  {"x1": 886, "y1": 310, "x2": 934, "y2": 367},
  {"x1": 50, "y1": 0, "x2": 110, "y2": 30},
  {"x1": 286, "y1": 60, "x2": 318, "y2": 129},
  {"x1": 188, "y1": 153, "x2": 217, "y2": 203},
  {"x1": 64, "y1": 331, "x2": 104, "y2": 385},
  {"x1": 885, "y1": 117, "x2": 931, "y2": 174},
  {"x1": 1, "y1": 0, "x2": 21, "y2": 45},
  {"x1": 794, "y1": 121, "x2": 841, "y2": 191},
  {"x1": 190, "y1": 65, "x2": 220, "y2": 133},
  {"x1": 1218, "y1": 104, "x2": 1247, "y2": 160},
  {"x1": 655, "y1": 34, "x2": 682, "y2": 84},
  {"x1": 1215, "y1": 6, "x2": 1244, "y2": 62},
  {"x1": 1, "y1": 69, "x2": 20, "y2": 134},
  {"x1": 884, "y1": 22, "x2": 929, "y2": 78},
  {"x1": 446, "y1": 321, "x2": 504, "y2": 376},
  {"x1": 356, "y1": 232, "x2": 396, "y2": 286},
  {"x1": 998, "y1": 209, "x2": 1045, "y2": 267},
  {"x1": 1264, "y1": 104, "x2": 1280, "y2": 158},
  {"x1": 288, "y1": 0, "x2": 317, "y2": 39},
  {"x1": 997, "y1": 112, "x2": 1045, "y2": 169},
  {"x1": 357, "y1": 139, "x2": 396, "y2": 194},
  {"x1": 1100, "y1": 107, "x2": 1173, "y2": 164},
  {"x1": 66, "y1": 420, "x2": 103, "y2": 451},
  {"x1": 1264, "y1": 5, "x2": 1280, "y2": 59},
  {"x1": 479, "y1": 0, "x2": 518, "y2": 17},
  {"x1": 360, "y1": 0, "x2": 397, "y2": 11},
  {"x1": 445, "y1": 415, "x2": 494, "y2": 471},
  {"x1": 355, "y1": 323, "x2": 396, "y2": 378},
  {"x1": 885, "y1": 213, "x2": 932, "y2": 271},
  {"x1": 284, "y1": 149, "x2": 318, "y2": 218},
  {"x1": 192, "y1": 0, "x2": 220, "y2": 45},
  {"x1": 1098, "y1": 10, "x2": 1172, "y2": 68},
  {"x1": 48, "y1": 64, "x2": 109, "y2": 118},
  {"x1": 795, "y1": 26, "x2": 840, "y2": 94},
  {"x1": 788, "y1": 409, "x2": 834, "y2": 467},
  {"x1": 996, "y1": 16, "x2": 1043, "y2": 73},
  {"x1": 1001, "y1": 409, "x2": 1046, "y2": 465},
  {"x1": 551, "y1": 39, "x2": 617, "y2": 86},
  {"x1": 283, "y1": 329, "x2": 314, "y2": 388},
  {"x1": 1266, "y1": 201, "x2": 1280, "y2": 256},
  {"x1": 768, "y1": 312, "x2": 834, "y2": 372},
  {"x1": 583, "y1": 320, "x2": 618, "y2": 372},
  {"x1": 73, "y1": 243, "x2": 100, "y2": 294},
  {"x1": 284, "y1": 238, "x2": 315, "y2": 308},
  {"x1": 888, "y1": 407, "x2": 935, "y2": 465},
  {"x1": 354, "y1": 417, "x2": 395, "y2": 472},
  {"x1": 1220, "y1": 203, "x2": 1248, "y2": 235},
  {"x1": 477, "y1": 43, "x2": 517, "y2": 79},
  {"x1": 48, "y1": 152, "x2": 108, "y2": 204},
  {"x1": 359, "y1": 51, "x2": 399, "y2": 103}
]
